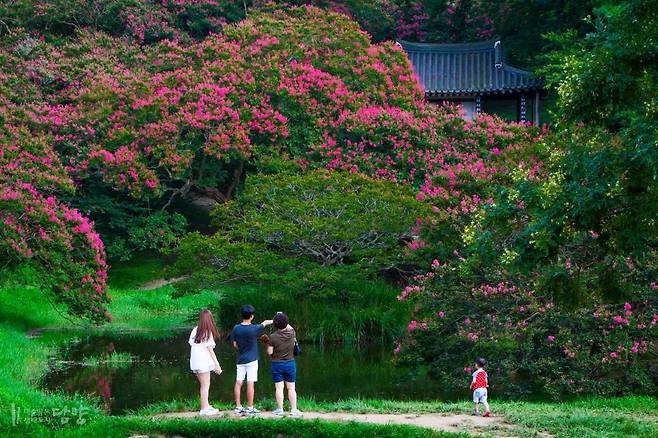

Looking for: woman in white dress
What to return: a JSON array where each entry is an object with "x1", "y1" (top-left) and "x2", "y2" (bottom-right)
[{"x1": 189, "y1": 309, "x2": 223, "y2": 416}]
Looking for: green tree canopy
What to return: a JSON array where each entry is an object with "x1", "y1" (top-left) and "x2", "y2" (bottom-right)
[{"x1": 211, "y1": 170, "x2": 427, "y2": 266}]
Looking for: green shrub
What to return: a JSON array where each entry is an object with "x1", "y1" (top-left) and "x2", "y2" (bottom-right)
[
  {"x1": 397, "y1": 126, "x2": 658, "y2": 398},
  {"x1": 210, "y1": 282, "x2": 409, "y2": 343},
  {"x1": 211, "y1": 171, "x2": 426, "y2": 266},
  {"x1": 398, "y1": 274, "x2": 657, "y2": 398},
  {"x1": 171, "y1": 171, "x2": 422, "y2": 341}
]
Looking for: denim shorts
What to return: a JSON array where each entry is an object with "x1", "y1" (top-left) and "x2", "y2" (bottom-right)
[
  {"x1": 473, "y1": 388, "x2": 488, "y2": 403},
  {"x1": 271, "y1": 360, "x2": 296, "y2": 383}
]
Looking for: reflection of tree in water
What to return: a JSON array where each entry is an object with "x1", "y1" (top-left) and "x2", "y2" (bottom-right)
[
  {"x1": 62, "y1": 341, "x2": 116, "y2": 413},
  {"x1": 53, "y1": 336, "x2": 199, "y2": 414}
]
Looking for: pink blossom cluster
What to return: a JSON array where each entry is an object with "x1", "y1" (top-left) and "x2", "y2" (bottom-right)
[
  {"x1": 473, "y1": 282, "x2": 518, "y2": 296},
  {"x1": 0, "y1": 132, "x2": 110, "y2": 323},
  {"x1": 396, "y1": 2, "x2": 429, "y2": 40},
  {"x1": 407, "y1": 320, "x2": 417, "y2": 332},
  {"x1": 125, "y1": 7, "x2": 180, "y2": 43},
  {"x1": 406, "y1": 319, "x2": 429, "y2": 332},
  {"x1": 397, "y1": 284, "x2": 424, "y2": 301}
]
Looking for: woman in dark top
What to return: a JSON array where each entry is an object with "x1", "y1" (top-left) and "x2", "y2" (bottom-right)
[{"x1": 266, "y1": 312, "x2": 302, "y2": 417}]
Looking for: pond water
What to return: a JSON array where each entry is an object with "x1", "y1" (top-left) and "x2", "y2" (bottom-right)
[{"x1": 43, "y1": 331, "x2": 454, "y2": 415}]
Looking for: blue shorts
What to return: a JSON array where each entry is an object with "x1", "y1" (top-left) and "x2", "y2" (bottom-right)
[
  {"x1": 271, "y1": 360, "x2": 296, "y2": 383},
  {"x1": 473, "y1": 388, "x2": 488, "y2": 403}
]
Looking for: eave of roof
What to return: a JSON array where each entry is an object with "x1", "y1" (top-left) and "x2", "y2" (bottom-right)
[
  {"x1": 397, "y1": 39, "x2": 543, "y2": 96},
  {"x1": 398, "y1": 39, "x2": 502, "y2": 53}
]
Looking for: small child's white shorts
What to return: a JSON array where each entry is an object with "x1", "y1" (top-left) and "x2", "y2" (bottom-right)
[
  {"x1": 236, "y1": 360, "x2": 258, "y2": 382},
  {"x1": 473, "y1": 388, "x2": 488, "y2": 403}
]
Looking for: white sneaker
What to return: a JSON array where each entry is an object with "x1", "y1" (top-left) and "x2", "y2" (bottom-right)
[
  {"x1": 290, "y1": 409, "x2": 303, "y2": 417},
  {"x1": 246, "y1": 406, "x2": 260, "y2": 416},
  {"x1": 234, "y1": 406, "x2": 245, "y2": 416},
  {"x1": 199, "y1": 407, "x2": 219, "y2": 416},
  {"x1": 272, "y1": 407, "x2": 285, "y2": 417}
]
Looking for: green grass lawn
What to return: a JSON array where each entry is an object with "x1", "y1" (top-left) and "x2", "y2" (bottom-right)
[
  {"x1": 0, "y1": 266, "x2": 656, "y2": 437},
  {"x1": 51, "y1": 416, "x2": 463, "y2": 438},
  {"x1": 134, "y1": 397, "x2": 658, "y2": 438},
  {"x1": 106, "y1": 286, "x2": 220, "y2": 332}
]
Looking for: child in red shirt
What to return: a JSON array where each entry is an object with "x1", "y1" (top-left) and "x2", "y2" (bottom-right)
[{"x1": 470, "y1": 357, "x2": 491, "y2": 417}]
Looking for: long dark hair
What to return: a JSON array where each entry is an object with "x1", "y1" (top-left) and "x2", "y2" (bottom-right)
[{"x1": 195, "y1": 309, "x2": 220, "y2": 343}]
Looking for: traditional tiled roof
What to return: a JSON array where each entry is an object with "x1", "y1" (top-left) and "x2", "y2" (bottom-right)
[{"x1": 397, "y1": 39, "x2": 543, "y2": 97}]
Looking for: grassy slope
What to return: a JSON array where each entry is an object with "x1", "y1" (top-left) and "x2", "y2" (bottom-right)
[
  {"x1": 0, "y1": 263, "x2": 656, "y2": 437},
  {"x1": 107, "y1": 256, "x2": 166, "y2": 290},
  {"x1": 0, "y1": 278, "x2": 100, "y2": 435}
]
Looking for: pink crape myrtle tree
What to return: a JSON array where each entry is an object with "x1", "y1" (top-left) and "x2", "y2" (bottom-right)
[
  {"x1": 0, "y1": 130, "x2": 111, "y2": 323},
  {"x1": 0, "y1": 5, "x2": 541, "y2": 323}
]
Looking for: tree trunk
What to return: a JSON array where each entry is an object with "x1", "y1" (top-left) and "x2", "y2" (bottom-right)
[{"x1": 185, "y1": 160, "x2": 245, "y2": 211}]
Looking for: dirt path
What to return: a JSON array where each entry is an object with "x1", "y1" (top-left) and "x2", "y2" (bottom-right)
[
  {"x1": 155, "y1": 410, "x2": 521, "y2": 436},
  {"x1": 139, "y1": 276, "x2": 188, "y2": 290}
]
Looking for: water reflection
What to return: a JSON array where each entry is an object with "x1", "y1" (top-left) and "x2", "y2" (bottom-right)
[{"x1": 44, "y1": 331, "x2": 450, "y2": 415}]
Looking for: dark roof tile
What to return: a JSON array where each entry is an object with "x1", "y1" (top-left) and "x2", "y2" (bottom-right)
[{"x1": 397, "y1": 39, "x2": 543, "y2": 96}]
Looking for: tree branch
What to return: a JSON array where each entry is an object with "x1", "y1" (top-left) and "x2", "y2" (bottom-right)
[
  {"x1": 160, "y1": 178, "x2": 194, "y2": 212},
  {"x1": 223, "y1": 160, "x2": 244, "y2": 201},
  {"x1": 0, "y1": 18, "x2": 10, "y2": 34}
]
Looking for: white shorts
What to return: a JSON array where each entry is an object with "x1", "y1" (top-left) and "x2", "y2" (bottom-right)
[
  {"x1": 473, "y1": 388, "x2": 488, "y2": 403},
  {"x1": 236, "y1": 360, "x2": 258, "y2": 382}
]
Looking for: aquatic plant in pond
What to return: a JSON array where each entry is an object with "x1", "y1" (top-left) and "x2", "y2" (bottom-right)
[{"x1": 79, "y1": 352, "x2": 137, "y2": 368}]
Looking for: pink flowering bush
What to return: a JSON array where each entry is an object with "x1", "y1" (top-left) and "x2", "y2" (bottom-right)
[
  {"x1": 397, "y1": 126, "x2": 658, "y2": 397},
  {"x1": 4, "y1": 5, "x2": 532, "y2": 195},
  {"x1": 319, "y1": 107, "x2": 540, "y2": 184},
  {"x1": 393, "y1": 0, "x2": 494, "y2": 42},
  {"x1": 283, "y1": 1, "x2": 495, "y2": 43},
  {"x1": 397, "y1": 268, "x2": 657, "y2": 397},
  {"x1": 0, "y1": 130, "x2": 110, "y2": 323},
  {"x1": 0, "y1": 0, "x2": 246, "y2": 42}
]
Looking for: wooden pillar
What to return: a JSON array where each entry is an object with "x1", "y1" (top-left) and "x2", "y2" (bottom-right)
[
  {"x1": 475, "y1": 95, "x2": 482, "y2": 118},
  {"x1": 519, "y1": 94, "x2": 527, "y2": 123},
  {"x1": 533, "y1": 90, "x2": 540, "y2": 126}
]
